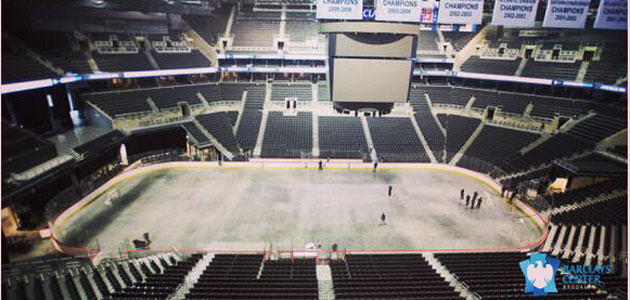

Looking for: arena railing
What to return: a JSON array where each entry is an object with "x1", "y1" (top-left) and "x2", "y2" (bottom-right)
[{"x1": 48, "y1": 150, "x2": 552, "y2": 259}]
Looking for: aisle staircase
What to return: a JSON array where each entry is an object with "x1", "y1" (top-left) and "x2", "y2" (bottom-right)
[
  {"x1": 317, "y1": 264, "x2": 335, "y2": 300},
  {"x1": 422, "y1": 253, "x2": 477, "y2": 300},
  {"x1": 170, "y1": 253, "x2": 214, "y2": 300}
]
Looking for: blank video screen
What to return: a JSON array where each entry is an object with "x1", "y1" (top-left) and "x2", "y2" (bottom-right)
[{"x1": 332, "y1": 58, "x2": 412, "y2": 103}]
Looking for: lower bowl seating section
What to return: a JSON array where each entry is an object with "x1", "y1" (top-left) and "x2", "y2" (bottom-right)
[
  {"x1": 551, "y1": 193, "x2": 627, "y2": 225},
  {"x1": 437, "y1": 114, "x2": 480, "y2": 162},
  {"x1": 435, "y1": 252, "x2": 607, "y2": 300},
  {"x1": 237, "y1": 111, "x2": 263, "y2": 153},
  {"x1": 319, "y1": 116, "x2": 368, "y2": 159},
  {"x1": 459, "y1": 125, "x2": 540, "y2": 174},
  {"x1": 271, "y1": 84, "x2": 312, "y2": 102},
  {"x1": 107, "y1": 254, "x2": 202, "y2": 299},
  {"x1": 2, "y1": 252, "x2": 182, "y2": 300},
  {"x1": 512, "y1": 133, "x2": 595, "y2": 170},
  {"x1": 331, "y1": 254, "x2": 462, "y2": 299},
  {"x1": 367, "y1": 117, "x2": 430, "y2": 162},
  {"x1": 521, "y1": 61, "x2": 581, "y2": 81},
  {"x1": 261, "y1": 112, "x2": 312, "y2": 158},
  {"x1": 196, "y1": 113, "x2": 242, "y2": 155},
  {"x1": 566, "y1": 115, "x2": 626, "y2": 144},
  {"x1": 409, "y1": 87, "x2": 445, "y2": 162},
  {"x1": 551, "y1": 179, "x2": 626, "y2": 208},
  {"x1": 460, "y1": 56, "x2": 521, "y2": 76},
  {"x1": 186, "y1": 254, "x2": 317, "y2": 299}
]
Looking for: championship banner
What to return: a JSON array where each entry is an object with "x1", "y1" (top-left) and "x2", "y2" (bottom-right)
[
  {"x1": 491, "y1": 0, "x2": 540, "y2": 27},
  {"x1": 436, "y1": 0, "x2": 484, "y2": 24},
  {"x1": 375, "y1": 0, "x2": 422, "y2": 22},
  {"x1": 420, "y1": 1, "x2": 439, "y2": 24},
  {"x1": 593, "y1": 0, "x2": 628, "y2": 30},
  {"x1": 316, "y1": 0, "x2": 363, "y2": 20},
  {"x1": 543, "y1": 0, "x2": 590, "y2": 28}
]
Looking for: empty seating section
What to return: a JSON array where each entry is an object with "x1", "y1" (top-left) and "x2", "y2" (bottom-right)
[
  {"x1": 232, "y1": 12, "x2": 280, "y2": 47},
  {"x1": 196, "y1": 112, "x2": 241, "y2": 154},
  {"x1": 529, "y1": 97, "x2": 591, "y2": 119},
  {"x1": 319, "y1": 116, "x2": 368, "y2": 159},
  {"x1": 409, "y1": 88, "x2": 445, "y2": 162},
  {"x1": 471, "y1": 90, "x2": 528, "y2": 115},
  {"x1": 423, "y1": 86, "x2": 470, "y2": 107},
  {"x1": 521, "y1": 61, "x2": 580, "y2": 81},
  {"x1": 235, "y1": 85, "x2": 266, "y2": 151},
  {"x1": 261, "y1": 112, "x2": 312, "y2": 158},
  {"x1": 92, "y1": 53, "x2": 154, "y2": 72},
  {"x1": 584, "y1": 45, "x2": 627, "y2": 84},
  {"x1": 149, "y1": 86, "x2": 202, "y2": 110},
  {"x1": 198, "y1": 84, "x2": 223, "y2": 103},
  {"x1": 2, "y1": 123, "x2": 58, "y2": 176},
  {"x1": 552, "y1": 193, "x2": 627, "y2": 225},
  {"x1": 20, "y1": 31, "x2": 92, "y2": 74},
  {"x1": 183, "y1": 14, "x2": 226, "y2": 46},
  {"x1": 227, "y1": 111, "x2": 239, "y2": 126},
  {"x1": 460, "y1": 56, "x2": 521, "y2": 76},
  {"x1": 152, "y1": 50, "x2": 211, "y2": 69},
  {"x1": 566, "y1": 114, "x2": 626, "y2": 144},
  {"x1": 513, "y1": 133, "x2": 594, "y2": 170},
  {"x1": 183, "y1": 122, "x2": 211, "y2": 145},
  {"x1": 460, "y1": 125, "x2": 539, "y2": 173},
  {"x1": 551, "y1": 179, "x2": 625, "y2": 208},
  {"x1": 331, "y1": 254, "x2": 462, "y2": 299},
  {"x1": 442, "y1": 31, "x2": 475, "y2": 52},
  {"x1": 318, "y1": 84, "x2": 331, "y2": 101},
  {"x1": 84, "y1": 88, "x2": 184, "y2": 117},
  {"x1": 237, "y1": 112, "x2": 262, "y2": 152},
  {"x1": 418, "y1": 85, "x2": 593, "y2": 119},
  {"x1": 417, "y1": 31, "x2": 440, "y2": 52},
  {"x1": 368, "y1": 117, "x2": 429, "y2": 162},
  {"x1": 435, "y1": 252, "x2": 606, "y2": 300},
  {"x1": 109, "y1": 254, "x2": 201, "y2": 299},
  {"x1": 437, "y1": 114, "x2": 480, "y2": 162},
  {"x1": 187, "y1": 255, "x2": 316, "y2": 299},
  {"x1": 286, "y1": 20, "x2": 318, "y2": 42},
  {"x1": 2, "y1": 253, "x2": 185, "y2": 300},
  {"x1": 1, "y1": 50, "x2": 59, "y2": 83},
  {"x1": 272, "y1": 84, "x2": 312, "y2": 101},
  {"x1": 86, "y1": 82, "x2": 266, "y2": 118}
]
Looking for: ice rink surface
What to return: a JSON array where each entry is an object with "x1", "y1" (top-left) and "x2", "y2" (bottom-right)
[{"x1": 58, "y1": 167, "x2": 542, "y2": 254}]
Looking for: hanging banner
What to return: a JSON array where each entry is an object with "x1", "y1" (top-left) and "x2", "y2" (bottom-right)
[
  {"x1": 375, "y1": 0, "x2": 422, "y2": 22},
  {"x1": 436, "y1": 0, "x2": 484, "y2": 24},
  {"x1": 593, "y1": 0, "x2": 628, "y2": 30},
  {"x1": 543, "y1": 0, "x2": 590, "y2": 28},
  {"x1": 316, "y1": 0, "x2": 363, "y2": 20},
  {"x1": 491, "y1": 0, "x2": 540, "y2": 27},
  {"x1": 420, "y1": 1, "x2": 439, "y2": 24}
]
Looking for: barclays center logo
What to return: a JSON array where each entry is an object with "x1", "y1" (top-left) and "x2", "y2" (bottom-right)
[{"x1": 519, "y1": 253, "x2": 561, "y2": 296}]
